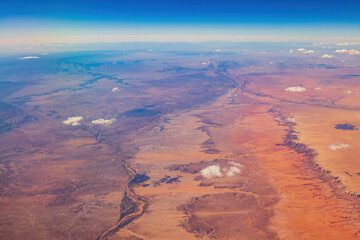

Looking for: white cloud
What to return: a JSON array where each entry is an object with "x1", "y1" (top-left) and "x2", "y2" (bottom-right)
[
  {"x1": 200, "y1": 162, "x2": 243, "y2": 179},
  {"x1": 297, "y1": 48, "x2": 314, "y2": 54},
  {"x1": 215, "y1": 49, "x2": 222, "y2": 52},
  {"x1": 63, "y1": 116, "x2": 83, "y2": 126},
  {"x1": 315, "y1": 87, "x2": 322, "y2": 90},
  {"x1": 289, "y1": 49, "x2": 294, "y2": 53},
  {"x1": 229, "y1": 161, "x2": 242, "y2": 167},
  {"x1": 285, "y1": 86, "x2": 306, "y2": 92},
  {"x1": 329, "y1": 143, "x2": 349, "y2": 150},
  {"x1": 200, "y1": 165, "x2": 223, "y2": 179},
  {"x1": 286, "y1": 117, "x2": 296, "y2": 122},
  {"x1": 41, "y1": 53, "x2": 48, "y2": 55},
  {"x1": 91, "y1": 118, "x2": 116, "y2": 125},
  {"x1": 226, "y1": 166, "x2": 241, "y2": 177},
  {"x1": 335, "y1": 49, "x2": 348, "y2": 53},
  {"x1": 201, "y1": 61, "x2": 209, "y2": 65},
  {"x1": 335, "y1": 49, "x2": 360, "y2": 55},
  {"x1": 112, "y1": 87, "x2": 119, "y2": 92},
  {"x1": 344, "y1": 90, "x2": 355, "y2": 94},
  {"x1": 18, "y1": 56, "x2": 39, "y2": 59},
  {"x1": 336, "y1": 43, "x2": 360, "y2": 46},
  {"x1": 274, "y1": 117, "x2": 282, "y2": 123},
  {"x1": 321, "y1": 54, "x2": 334, "y2": 58}
]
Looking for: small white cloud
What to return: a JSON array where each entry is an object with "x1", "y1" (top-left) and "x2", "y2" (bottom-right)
[
  {"x1": 329, "y1": 143, "x2": 349, "y2": 150},
  {"x1": 344, "y1": 90, "x2": 354, "y2": 94},
  {"x1": 289, "y1": 49, "x2": 294, "y2": 53},
  {"x1": 226, "y1": 166, "x2": 241, "y2": 177},
  {"x1": 200, "y1": 165, "x2": 223, "y2": 179},
  {"x1": 286, "y1": 117, "x2": 296, "y2": 122},
  {"x1": 321, "y1": 54, "x2": 334, "y2": 58},
  {"x1": 274, "y1": 117, "x2": 282, "y2": 122},
  {"x1": 215, "y1": 49, "x2": 222, "y2": 52},
  {"x1": 91, "y1": 118, "x2": 116, "y2": 125},
  {"x1": 335, "y1": 49, "x2": 348, "y2": 53},
  {"x1": 297, "y1": 48, "x2": 314, "y2": 54},
  {"x1": 285, "y1": 86, "x2": 306, "y2": 92},
  {"x1": 229, "y1": 161, "x2": 243, "y2": 167},
  {"x1": 315, "y1": 87, "x2": 322, "y2": 90},
  {"x1": 336, "y1": 43, "x2": 360, "y2": 46},
  {"x1": 201, "y1": 61, "x2": 209, "y2": 65},
  {"x1": 18, "y1": 56, "x2": 39, "y2": 59},
  {"x1": 226, "y1": 162, "x2": 243, "y2": 177},
  {"x1": 335, "y1": 49, "x2": 360, "y2": 55},
  {"x1": 41, "y1": 53, "x2": 48, "y2": 55},
  {"x1": 314, "y1": 42, "x2": 328, "y2": 45},
  {"x1": 63, "y1": 116, "x2": 83, "y2": 126},
  {"x1": 112, "y1": 87, "x2": 119, "y2": 92}
]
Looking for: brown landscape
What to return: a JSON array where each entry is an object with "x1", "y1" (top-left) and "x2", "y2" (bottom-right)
[{"x1": 1, "y1": 45, "x2": 360, "y2": 239}]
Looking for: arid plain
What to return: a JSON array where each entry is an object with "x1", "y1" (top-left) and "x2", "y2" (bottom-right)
[{"x1": 1, "y1": 43, "x2": 360, "y2": 239}]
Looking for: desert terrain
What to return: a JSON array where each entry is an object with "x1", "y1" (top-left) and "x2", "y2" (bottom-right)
[{"x1": 1, "y1": 43, "x2": 360, "y2": 239}]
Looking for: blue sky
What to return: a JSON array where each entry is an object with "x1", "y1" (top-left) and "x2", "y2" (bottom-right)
[{"x1": 1, "y1": 0, "x2": 360, "y2": 44}]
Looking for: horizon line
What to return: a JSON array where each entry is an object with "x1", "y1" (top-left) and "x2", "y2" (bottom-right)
[{"x1": 1, "y1": 34, "x2": 360, "y2": 45}]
